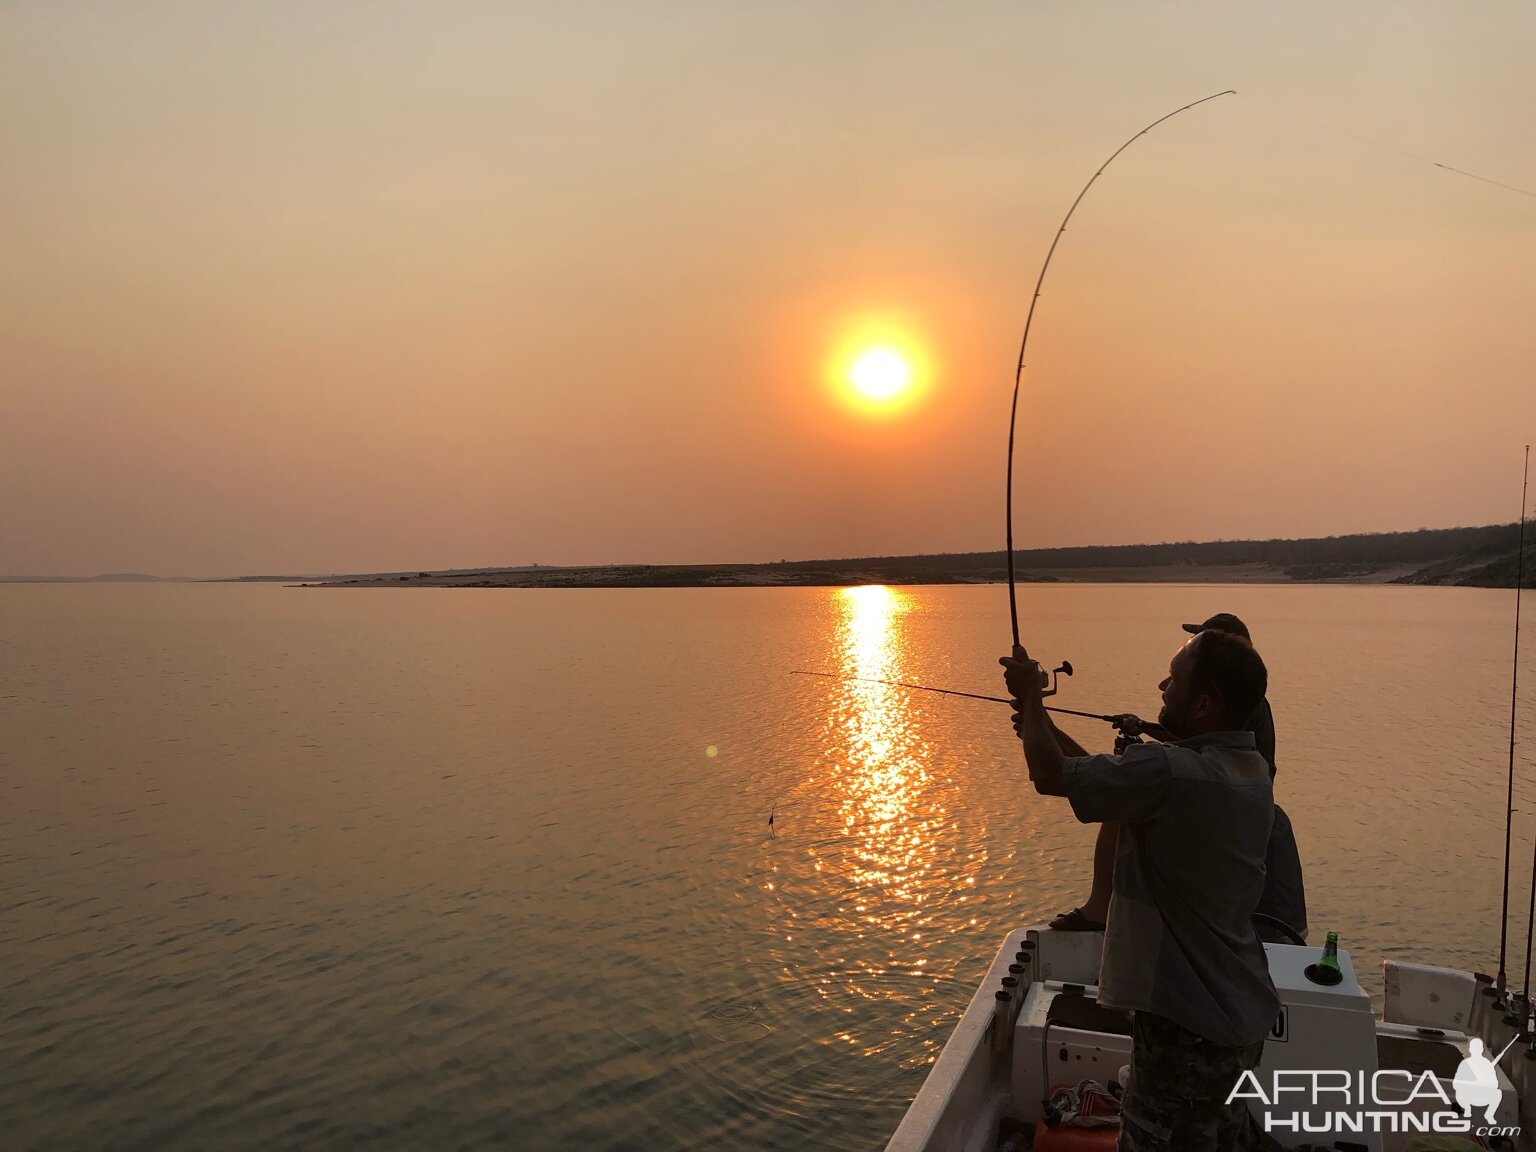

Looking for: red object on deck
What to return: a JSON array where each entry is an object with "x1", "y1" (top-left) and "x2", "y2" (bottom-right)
[{"x1": 1032, "y1": 1081, "x2": 1120, "y2": 1151}]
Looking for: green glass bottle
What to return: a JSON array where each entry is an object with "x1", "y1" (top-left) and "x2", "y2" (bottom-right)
[
  {"x1": 1307, "y1": 931, "x2": 1343, "y2": 986},
  {"x1": 1320, "y1": 931, "x2": 1342, "y2": 969}
]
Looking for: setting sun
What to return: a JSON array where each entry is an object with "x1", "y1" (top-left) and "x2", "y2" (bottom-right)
[
  {"x1": 850, "y1": 348, "x2": 911, "y2": 401},
  {"x1": 828, "y1": 316, "x2": 930, "y2": 416}
]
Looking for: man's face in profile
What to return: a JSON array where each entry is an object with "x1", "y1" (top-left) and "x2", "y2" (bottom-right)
[{"x1": 1157, "y1": 641, "x2": 1204, "y2": 738}]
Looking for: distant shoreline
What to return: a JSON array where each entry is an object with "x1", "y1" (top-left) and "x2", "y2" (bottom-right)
[
  {"x1": 0, "y1": 567, "x2": 1406, "y2": 586},
  {"x1": 16, "y1": 522, "x2": 1529, "y2": 588},
  {"x1": 298, "y1": 561, "x2": 1412, "y2": 589},
  {"x1": 298, "y1": 523, "x2": 1535, "y2": 589}
]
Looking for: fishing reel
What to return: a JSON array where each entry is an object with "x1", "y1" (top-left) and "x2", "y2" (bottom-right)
[
  {"x1": 1038, "y1": 661, "x2": 1073, "y2": 699},
  {"x1": 1107, "y1": 712, "x2": 1151, "y2": 755}
]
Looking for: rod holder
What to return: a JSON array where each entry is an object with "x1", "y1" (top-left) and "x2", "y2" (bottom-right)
[{"x1": 992, "y1": 990, "x2": 1014, "y2": 1060}]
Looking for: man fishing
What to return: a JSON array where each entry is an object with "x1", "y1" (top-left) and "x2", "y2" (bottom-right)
[
  {"x1": 1003, "y1": 629, "x2": 1279, "y2": 1151},
  {"x1": 1049, "y1": 614, "x2": 1307, "y2": 945}
]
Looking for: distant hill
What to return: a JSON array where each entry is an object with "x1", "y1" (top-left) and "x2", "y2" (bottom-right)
[
  {"x1": 804, "y1": 523, "x2": 1536, "y2": 586},
  {"x1": 300, "y1": 523, "x2": 1536, "y2": 589},
  {"x1": 0, "y1": 573, "x2": 178, "y2": 583}
]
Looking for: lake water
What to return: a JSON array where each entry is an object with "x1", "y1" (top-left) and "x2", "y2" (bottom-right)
[{"x1": 3, "y1": 581, "x2": 1534, "y2": 1150}]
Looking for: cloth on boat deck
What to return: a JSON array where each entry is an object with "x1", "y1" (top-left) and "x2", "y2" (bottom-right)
[
  {"x1": 1061, "y1": 730, "x2": 1280, "y2": 1048},
  {"x1": 1119, "y1": 1010, "x2": 1265, "y2": 1152},
  {"x1": 1042, "y1": 1079, "x2": 1121, "y2": 1129}
]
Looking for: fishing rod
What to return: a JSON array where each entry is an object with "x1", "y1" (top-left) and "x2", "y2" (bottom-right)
[
  {"x1": 1005, "y1": 90, "x2": 1235, "y2": 654},
  {"x1": 790, "y1": 670, "x2": 1159, "y2": 738},
  {"x1": 1502, "y1": 444, "x2": 1530, "y2": 999}
]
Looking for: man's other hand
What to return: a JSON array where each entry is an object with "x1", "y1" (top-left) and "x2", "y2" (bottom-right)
[
  {"x1": 1000, "y1": 644, "x2": 1044, "y2": 706},
  {"x1": 1010, "y1": 701, "x2": 1030, "y2": 739},
  {"x1": 1000, "y1": 644, "x2": 1067, "y2": 794}
]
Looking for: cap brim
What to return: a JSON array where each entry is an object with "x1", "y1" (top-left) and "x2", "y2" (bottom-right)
[{"x1": 1181, "y1": 622, "x2": 1203, "y2": 634}]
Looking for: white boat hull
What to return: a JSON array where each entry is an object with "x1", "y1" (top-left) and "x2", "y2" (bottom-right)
[{"x1": 886, "y1": 928, "x2": 1526, "y2": 1152}]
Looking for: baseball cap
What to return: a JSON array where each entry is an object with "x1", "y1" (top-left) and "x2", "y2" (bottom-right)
[{"x1": 1181, "y1": 612, "x2": 1251, "y2": 639}]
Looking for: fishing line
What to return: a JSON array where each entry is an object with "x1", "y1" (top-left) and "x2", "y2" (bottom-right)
[
  {"x1": 1248, "y1": 97, "x2": 1536, "y2": 199},
  {"x1": 1005, "y1": 90, "x2": 1235, "y2": 648}
]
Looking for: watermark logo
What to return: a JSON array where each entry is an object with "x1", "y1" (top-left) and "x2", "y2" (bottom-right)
[
  {"x1": 1227, "y1": 1036, "x2": 1522, "y2": 1140},
  {"x1": 1454, "y1": 1038, "x2": 1503, "y2": 1125}
]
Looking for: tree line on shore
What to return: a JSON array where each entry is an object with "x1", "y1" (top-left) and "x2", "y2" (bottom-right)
[{"x1": 785, "y1": 522, "x2": 1534, "y2": 586}]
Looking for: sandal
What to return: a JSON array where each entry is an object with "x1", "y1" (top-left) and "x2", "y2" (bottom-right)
[{"x1": 1049, "y1": 907, "x2": 1106, "y2": 932}]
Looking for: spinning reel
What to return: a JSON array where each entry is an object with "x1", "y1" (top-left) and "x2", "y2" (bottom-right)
[{"x1": 1037, "y1": 660, "x2": 1073, "y2": 698}]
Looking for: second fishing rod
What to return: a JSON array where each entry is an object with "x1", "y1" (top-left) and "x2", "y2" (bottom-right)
[{"x1": 791, "y1": 669, "x2": 1166, "y2": 752}]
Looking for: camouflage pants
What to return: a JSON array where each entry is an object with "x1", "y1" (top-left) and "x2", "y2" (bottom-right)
[{"x1": 1119, "y1": 1011, "x2": 1265, "y2": 1152}]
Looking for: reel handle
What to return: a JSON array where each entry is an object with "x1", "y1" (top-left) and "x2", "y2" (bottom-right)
[{"x1": 1039, "y1": 660, "x2": 1073, "y2": 699}]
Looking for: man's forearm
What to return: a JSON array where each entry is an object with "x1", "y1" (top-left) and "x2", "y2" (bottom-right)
[
  {"x1": 1017, "y1": 699, "x2": 1068, "y2": 795},
  {"x1": 1050, "y1": 720, "x2": 1089, "y2": 759}
]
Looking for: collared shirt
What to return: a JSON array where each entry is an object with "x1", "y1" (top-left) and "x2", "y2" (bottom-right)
[{"x1": 1061, "y1": 730, "x2": 1281, "y2": 1047}]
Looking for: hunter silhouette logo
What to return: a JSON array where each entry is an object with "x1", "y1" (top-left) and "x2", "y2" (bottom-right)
[{"x1": 1453, "y1": 1037, "x2": 1515, "y2": 1125}]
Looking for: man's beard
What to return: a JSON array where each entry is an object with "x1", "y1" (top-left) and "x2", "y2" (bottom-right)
[{"x1": 1157, "y1": 700, "x2": 1190, "y2": 739}]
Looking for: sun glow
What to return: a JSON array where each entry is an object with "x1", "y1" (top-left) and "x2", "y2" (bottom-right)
[
  {"x1": 850, "y1": 348, "x2": 911, "y2": 401},
  {"x1": 828, "y1": 316, "x2": 930, "y2": 416}
]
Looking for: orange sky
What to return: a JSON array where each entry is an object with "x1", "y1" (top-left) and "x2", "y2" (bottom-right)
[{"x1": 3, "y1": 2, "x2": 1535, "y2": 577}]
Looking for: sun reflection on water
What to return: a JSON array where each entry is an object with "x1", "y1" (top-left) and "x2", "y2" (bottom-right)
[
  {"x1": 760, "y1": 585, "x2": 989, "y2": 1067},
  {"x1": 830, "y1": 585, "x2": 939, "y2": 905}
]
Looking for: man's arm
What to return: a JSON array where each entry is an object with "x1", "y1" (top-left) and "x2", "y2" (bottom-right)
[
  {"x1": 1050, "y1": 720, "x2": 1089, "y2": 758},
  {"x1": 1250, "y1": 697, "x2": 1277, "y2": 774},
  {"x1": 1003, "y1": 646, "x2": 1174, "y2": 822},
  {"x1": 1001, "y1": 647, "x2": 1069, "y2": 796}
]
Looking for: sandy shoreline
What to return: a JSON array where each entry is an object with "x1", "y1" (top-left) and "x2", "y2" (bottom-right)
[{"x1": 302, "y1": 561, "x2": 1430, "y2": 589}]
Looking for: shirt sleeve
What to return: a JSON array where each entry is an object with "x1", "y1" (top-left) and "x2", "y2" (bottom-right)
[
  {"x1": 1061, "y1": 742, "x2": 1173, "y2": 825},
  {"x1": 1256, "y1": 803, "x2": 1307, "y2": 938},
  {"x1": 1247, "y1": 698, "x2": 1277, "y2": 774}
]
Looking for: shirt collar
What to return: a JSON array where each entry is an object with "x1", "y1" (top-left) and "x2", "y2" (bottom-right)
[{"x1": 1174, "y1": 730, "x2": 1257, "y2": 750}]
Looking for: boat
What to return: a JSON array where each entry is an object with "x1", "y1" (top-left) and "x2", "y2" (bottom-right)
[{"x1": 883, "y1": 926, "x2": 1530, "y2": 1151}]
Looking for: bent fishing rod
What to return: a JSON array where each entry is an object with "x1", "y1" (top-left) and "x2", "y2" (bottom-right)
[
  {"x1": 796, "y1": 95, "x2": 1237, "y2": 723},
  {"x1": 1004, "y1": 90, "x2": 1235, "y2": 668}
]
